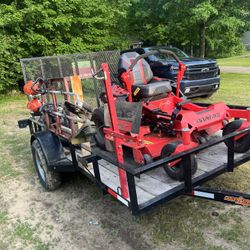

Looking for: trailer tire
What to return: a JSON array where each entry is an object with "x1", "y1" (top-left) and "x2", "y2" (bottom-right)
[
  {"x1": 31, "y1": 139, "x2": 62, "y2": 191},
  {"x1": 161, "y1": 142, "x2": 197, "y2": 181},
  {"x1": 91, "y1": 108, "x2": 105, "y2": 149},
  {"x1": 223, "y1": 120, "x2": 250, "y2": 153}
]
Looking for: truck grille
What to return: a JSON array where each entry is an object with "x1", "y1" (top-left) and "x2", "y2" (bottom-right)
[{"x1": 187, "y1": 63, "x2": 219, "y2": 80}]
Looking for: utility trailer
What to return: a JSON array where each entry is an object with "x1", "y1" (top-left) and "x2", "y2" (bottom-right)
[{"x1": 19, "y1": 51, "x2": 250, "y2": 215}]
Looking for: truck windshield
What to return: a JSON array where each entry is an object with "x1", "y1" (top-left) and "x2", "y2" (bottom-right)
[{"x1": 147, "y1": 47, "x2": 189, "y2": 61}]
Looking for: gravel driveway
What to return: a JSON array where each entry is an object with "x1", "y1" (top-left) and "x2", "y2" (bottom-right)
[{"x1": 220, "y1": 66, "x2": 250, "y2": 74}]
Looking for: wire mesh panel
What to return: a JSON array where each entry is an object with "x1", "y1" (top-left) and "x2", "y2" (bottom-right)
[
  {"x1": 20, "y1": 50, "x2": 121, "y2": 108},
  {"x1": 20, "y1": 59, "x2": 44, "y2": 82},
  {"x1": 91, "y1": 51, "x2": 120, "y2": 82},
  {"x1": 20, "y1": 51, "x2": 120, "y2": 81},
  {"x1": 90, "y1": 50, "x2": 120, "y2": 103}
]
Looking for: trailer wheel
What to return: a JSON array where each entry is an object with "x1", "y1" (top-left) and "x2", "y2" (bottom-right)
[
  {"x1": 31, "y1": 139, "x2": 62, "y2": 190},
  {"x1": 91, "y1": 108, "x2": 105, "y2": 149},
  {"x1": 223, "y1": 120, "x2": 250, "y2": 153},
  {"x1": 161, "y1": 142, "x2": 197, "y2": 181}
]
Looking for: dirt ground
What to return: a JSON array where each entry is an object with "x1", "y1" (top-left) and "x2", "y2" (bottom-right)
[{"x1": 0, "y1": 96, "x2": 250, "y2": 250}]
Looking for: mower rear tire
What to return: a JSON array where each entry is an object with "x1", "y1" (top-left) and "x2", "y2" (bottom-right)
[
  {"x1": 31, "y1": 139, "x2": 62, "y2": 191},
  {"x1": 161, "y1": 142, "x2": 198, "y2": 181},
  {"x1": 223, "y1": 120, "x2": 250, "y2": 153},
  {"x1": 91, "y1": 107, "x2": 106, "y2": 149}
]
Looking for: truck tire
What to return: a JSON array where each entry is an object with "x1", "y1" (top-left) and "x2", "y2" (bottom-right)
[
  {"x1": 31, "y1": 139, "x2": 62, "y2": 190},
  {"x1": 91, "y1": 107, "x2": 106, "y2": 149},
  {"x1": 161, "y1": 142, "x2": 197, "y2": 181},
  {"x1": 223, "y1": 120, "x2": 250, "y2": 153}
]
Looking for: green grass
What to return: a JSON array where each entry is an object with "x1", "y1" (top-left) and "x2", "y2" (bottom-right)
[
  {"x1": 0, "y1": 94, "x2": 33, "y2": 180},
  {"x1": 141, "y1": 197, "x2": 250, "y2": 249},
  {"x1": 1, "y1": 219, "x2": 50, "y2": 250},
  {"x1": 194, "y1": 73, "x2": 250, "y2": 106},
  {"x1": 0, "y1": 212, "x2": 8, "y2": 225},
  {"x1": 217, "y1": 52, "x2": 250, "y2": 67},
  {"x1": 14, "y1": 221, "x2": 50, "y2": 249}
]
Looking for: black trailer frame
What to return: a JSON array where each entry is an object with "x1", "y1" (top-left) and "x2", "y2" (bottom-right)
[{"x1": 19, "y1": 102, "x2": 250, "y2": 215}]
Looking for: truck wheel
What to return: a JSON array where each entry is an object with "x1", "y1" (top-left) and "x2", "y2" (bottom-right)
[
  {"x1": 91, "y1": 108, "x2": 105, "y2": 149},
  {"x1": 31, "y1": 139, "x2": 62, "y2": 190},
  {"x1": 223, "y1": 120, "x2": 250, "y2": 153},
  {"x1": 161, "y1": 142, "x2": 198, "y2": 181}
]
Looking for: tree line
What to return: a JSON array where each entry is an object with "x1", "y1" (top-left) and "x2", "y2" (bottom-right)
[{"x1": 0, "y1": 0, "x2": 249, "y2": 93}]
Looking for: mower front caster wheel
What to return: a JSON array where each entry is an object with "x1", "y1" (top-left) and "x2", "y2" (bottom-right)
[
  {"x1": 223, "y1": 120, "x2": 250, "y2": 153},
  {"x1": 31, "y1": 139, "x2": 62, "y2": 191},
  {"x1": 161, "y1": 142, "x2": 198, "y2": 181}
]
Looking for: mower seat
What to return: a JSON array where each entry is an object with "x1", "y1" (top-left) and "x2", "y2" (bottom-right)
[
  {"x1": 132, "y1": 81, "x2": 172, "y2": 99},
  {"x1": 118, "y1": 52, "x2": 172, "y2": 99}
]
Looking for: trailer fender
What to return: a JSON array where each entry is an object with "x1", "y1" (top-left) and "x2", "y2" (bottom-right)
[{"x1": 30, "y1": 131, "x2": 65, "y2": 167}]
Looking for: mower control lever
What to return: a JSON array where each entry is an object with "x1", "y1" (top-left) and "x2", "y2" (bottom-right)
[
  {"x1": 152, "y1": 108, "x2": 171, "y2": 117},
  {"x1": 170, "y1": 100, "x2": 190, "y2": 126}
]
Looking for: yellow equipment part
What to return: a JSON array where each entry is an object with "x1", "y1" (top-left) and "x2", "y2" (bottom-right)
[
  {"x1": 70, "y1": 75, "x2": 91, "y2": 157},
  {"x1": 71, "y1": 75, "x2": 83, "y2": 102}
]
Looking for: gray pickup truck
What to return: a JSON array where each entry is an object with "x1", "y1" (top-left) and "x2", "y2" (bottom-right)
[{"x1": 121, "y1": 46, "x2": 220, "y2": 98}]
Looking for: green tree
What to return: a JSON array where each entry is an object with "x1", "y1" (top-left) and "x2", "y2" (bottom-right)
[
  {"x1": 0, "y1": 0, "x2": 131, "y2": 93},
  {"x1": 128, "y1": 0, "x2": 250, "y2": 58}
]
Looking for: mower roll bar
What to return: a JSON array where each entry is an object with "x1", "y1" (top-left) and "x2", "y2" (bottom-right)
[{"x1": 128, "y1": 49, "x2": 181, "y2": 71}]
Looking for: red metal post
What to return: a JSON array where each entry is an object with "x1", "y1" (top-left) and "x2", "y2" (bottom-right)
[
  {"x1": 101, "y1": 63, "x2": 129, "y2": 199},
  {"x1": 176, "y1": 62, "x2": 186, "y2": 98}
]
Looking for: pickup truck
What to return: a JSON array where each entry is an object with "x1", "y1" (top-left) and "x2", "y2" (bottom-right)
[{"x1": 121, "y1": 46, "x2": 220, "y2": 98}]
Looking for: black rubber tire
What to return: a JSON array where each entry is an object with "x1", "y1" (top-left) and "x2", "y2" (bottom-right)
[
  {"x1": 91, "y1": 107, "x2": 106, "y2": 149},
  {"x1": 161, "y1": 141, "x2": 198, "y2": 181},
  {"x1": 223, "y1": 120, "x2": 250, "y2": 153},
  {"x1": 31, "y1": 139, "x2": 62, "y2": 191}
]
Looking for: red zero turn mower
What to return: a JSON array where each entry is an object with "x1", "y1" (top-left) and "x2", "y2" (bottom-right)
[{"x1": 92, "y1": 49, "x2": 250, "y2": 181}]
